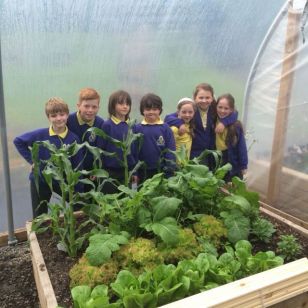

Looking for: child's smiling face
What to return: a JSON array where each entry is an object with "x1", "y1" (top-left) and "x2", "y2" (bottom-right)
[
  {"x1": 48, "y1": 112, "x2": 68, "y2": 132},
  {"x1": 217, "y1": 98, "x2": 233, "y2": 118},
  {"x1": 77, "y1": 99, "x2": 99, "y2": 122},
  {"x1": 195, "y1": 89, "x2": 214, "y2": 111},
  {"x1": 178, "y1": 103, "x2": 195, "y2": 123}
]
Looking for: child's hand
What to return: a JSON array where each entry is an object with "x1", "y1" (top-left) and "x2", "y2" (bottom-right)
[
  {"x1": 242, "y1": 169, "x2": 248, "y2": 181},
  {"x1": 131, "y1": 175, "x2": 138, "y2": 191},
  {"x1": 178, "y1": 124, "x2": 187, "y2": 136},
  {"x1": 215, "y1": 122, "x2": 225, "y2": 133},
  {"x1": 131, "y1": 175, "x2": 138, "y2": 184}
]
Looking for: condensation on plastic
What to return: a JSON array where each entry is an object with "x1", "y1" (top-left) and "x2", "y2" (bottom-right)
[
  {"x1": 0, "y1": 0, "x2": 286, "y2": 231},
  {"x1": 244, "y1": 0, "x2": 308, "y2": 221}
]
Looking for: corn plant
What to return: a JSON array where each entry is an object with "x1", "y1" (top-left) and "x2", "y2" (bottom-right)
[
  {"x1": 86, "y1": 120, "x2": 143, "y2": 187},
  {"x1": 31, "y1": 140, "x2": 91, "y2": 257}
]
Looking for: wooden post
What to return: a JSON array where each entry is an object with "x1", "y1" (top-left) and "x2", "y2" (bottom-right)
[{"x1": 267, "y1": 3, "x2": 301, "y2": 205}]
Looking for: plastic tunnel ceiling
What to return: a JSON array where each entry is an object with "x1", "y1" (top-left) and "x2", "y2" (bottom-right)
[
  {"x1": 244, "y1": 0, "x2": 308, "y2": 222},
  {"x1": 0, "y1": 0, "x2": 306, "y2": 232}
]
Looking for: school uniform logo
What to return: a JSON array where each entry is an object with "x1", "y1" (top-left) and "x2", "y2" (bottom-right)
[
  {"x1": 89, "y1": 131, "x2": 96, "y2": 143},
  {"x1": 156, "y1": 135, "x2": 165, "y2": 146}
]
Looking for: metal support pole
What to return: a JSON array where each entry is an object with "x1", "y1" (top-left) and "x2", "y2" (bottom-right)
[{"x1": 0, "y1": 31, "x2": 17, "y2": 245}]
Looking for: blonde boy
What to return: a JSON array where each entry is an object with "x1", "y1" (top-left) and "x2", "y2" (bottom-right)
[{"x1": 14, "y1": 97, "x2": 82, "y2": 217}]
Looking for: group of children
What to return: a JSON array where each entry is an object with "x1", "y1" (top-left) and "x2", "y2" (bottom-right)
[{"x1": 14, "y1": 84, "x2": 248, "y2": 218}]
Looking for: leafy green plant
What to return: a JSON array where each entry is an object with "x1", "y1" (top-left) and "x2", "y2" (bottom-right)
[
  {"x1": 69, "y1": 255, "x2": 119, "y2": 288},
  {"x1": 85, "y1": 232, "x2": 130, "y2": 266},
  {"x1": 31, "y1": 141, "x2": 91, "y2": 257},
  {"x1": 114, "y1": 237, "x2": 164, "y2": 274},
  {"x1": 193, "y1": 215, "x2": 227, "y2": 248},
  {"x1": 220, "y1": 209, "x2": 250, "y2": 244},
  {"x1": 277, "y1": 234, "x2": 303, "y2": 261},
  {"x1": 137, "y1": 196, "x2": 182, "y2": 246},
  {"x1": 158, "y1": 228, "x2": 202, "y2": 264},
  {"x1": 251, "y1": 217, "x2": 276, "y2": 243},
  {"x1": 71, "y1": 285, "x2": 117, "y2": 308},
  {"x1": 86, "y1": 121, "x2": 143, "y2": 187}
]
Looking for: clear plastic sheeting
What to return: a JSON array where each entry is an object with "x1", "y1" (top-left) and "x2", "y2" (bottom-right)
[
  {"x1": 244, "y1": 0, "x2": 308, "y2": 221},
  {"x1": 0, "y1": 1, "x2": 285, "y2": 231}
]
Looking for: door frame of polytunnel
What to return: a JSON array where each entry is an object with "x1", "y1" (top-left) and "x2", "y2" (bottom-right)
[
  {"x1": 0, "y1": 30, "x2": 17, "y2": 245},
  {"x1": 242, "y1": 0, "x2": 302, "y2": 207}
]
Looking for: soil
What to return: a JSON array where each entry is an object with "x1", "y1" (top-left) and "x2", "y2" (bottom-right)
[{"x1": 0, "y1": 214, "x2": 307, "y2": 308}]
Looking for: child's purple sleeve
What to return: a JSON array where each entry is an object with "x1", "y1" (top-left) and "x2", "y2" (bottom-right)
[
  {"x1": 13, "y1": 133, "x2": 34, "y2": 164},
  {"x1": 164, "y1": 112, "x2": 184, "y2": 128}
]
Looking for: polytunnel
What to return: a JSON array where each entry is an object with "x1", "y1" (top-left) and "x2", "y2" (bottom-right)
[{"x1": 0, "y1": 0, "x2": 306, "y2": 236}]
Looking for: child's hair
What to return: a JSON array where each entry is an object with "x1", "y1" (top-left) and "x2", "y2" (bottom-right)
[
  {"x1": 108, "y1": 90, "x2": 132, "y2": 120},
  {"x1": 140, "y1": 93, "x2": 163, "y2": 115},
  {"x1": 177, "y1": 97, "x2": 195, "y2": 111},
  {"x1": 45, "y1": 97, "x2": 69, "y2": 117},
  {"x1": 177, "y1": 97, "x2": 196, "y2": 137},
  {"x1": 78, "y1": 88, "x2": 100, "y2": 103},
  {"x1": 193, "y1": 83, "x2": 214, "y2": 99},
  {"x1": 216, "y1": 93, "x2": 242, "y2": 146},
  {"x1": 216, "y1": 93, "x2": 235, "y2": 110}
]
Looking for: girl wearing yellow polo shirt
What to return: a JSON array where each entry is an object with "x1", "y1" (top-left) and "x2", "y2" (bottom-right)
[{"x1": 170, "y1": 98, "x2": 196, "y2": 161}]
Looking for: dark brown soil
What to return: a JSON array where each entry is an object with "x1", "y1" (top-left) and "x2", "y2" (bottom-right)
[
  {"x1": 0, "y1": 213, "x2": 307, "y2": 308},
  {"x1": 0, "y1": 242, "x2": 39, "y2": 308}
]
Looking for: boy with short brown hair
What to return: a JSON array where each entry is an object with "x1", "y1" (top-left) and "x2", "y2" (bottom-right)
[{"x1": 14, "y1": 97, "x2": 82, "y2": 218}]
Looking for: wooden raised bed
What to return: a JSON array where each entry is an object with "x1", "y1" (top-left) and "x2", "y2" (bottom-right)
[{"x1": 26, "y1": 208, "x2": 308, "y2": 308}]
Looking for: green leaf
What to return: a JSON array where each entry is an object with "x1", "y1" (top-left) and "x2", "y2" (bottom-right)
[
  {"x1": 221, "y1": 195, "x2": 251, "y2": 215},
  {"x1": 123, "y1": 293, "x2": 157, "y2": 308},
  {"x1": 221, "y1": 210, "x2": 250, "y2": 244},
  {"x1": 91, "y1": 285, "x2": 108, "y2": 299},
  {"x1": 86, "y1": 233, "x2": 128, "y2": 266},
  {"x1": 151, "y1": 197, "x2": 182, "y2": 221},
  {"x1": 71, "y1": 285, "x2": 91, "y2": 308},
  {"x1": 214, "y1": 163, "x2": 232, "y2": 180},
  {"x1": 150, "y1": 217, "x2": 179, "y2": 245},
  {"x1": 111, "y1": 270, "x2": 139, "y2": 298}
]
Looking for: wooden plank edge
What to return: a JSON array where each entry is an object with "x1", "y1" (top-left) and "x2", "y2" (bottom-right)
[
  {"x1": 259, "y1": 201, "x2": 308, "y2": 230},
  {"x1": 0, "y1": 227, "x2": 28, "y2": 247},
  {"x1": 260, "y1": 206, "x2": 308, "y2": 238},
  {"x1": 160, "y1": 258, "x2": 308, "y2": 308},
  {"x1": 26, "y1": 221, "x2": 58, "y2": 308}
]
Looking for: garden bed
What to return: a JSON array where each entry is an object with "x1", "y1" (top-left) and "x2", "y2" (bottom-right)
[{"x1": 27, "y1": 206, "x2": 308, "y2": 308}]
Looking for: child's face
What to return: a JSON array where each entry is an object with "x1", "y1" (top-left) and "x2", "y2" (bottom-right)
[
  {"x1": 143, "y1": 108, "x2": 160, "y2": 124},
  {"x1": 77, "y1": 99, "x2": 99, "y2": 122},
  {"x1": 48, "y1": 112, "x2": 68, "y2": 131},
  {"x1": 178, "y1": 103, "x2": 195, "y2": 123},
  {"x1": 115, "y1": 101, "x2": 130, "y2": 120},
  {"x1": 217, "y1": 98, "x2": 233, "y2": 118},
  {"x1": 195, "y1": 89, "x2": 214, "y2": 111}
]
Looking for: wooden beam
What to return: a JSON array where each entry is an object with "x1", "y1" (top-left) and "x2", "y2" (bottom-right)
[
  {"x1": 26, "y1": 222, "x2": 58, "y2": 308},
  {"x1": 267, "y1": 6, "x2": 301, "y2": 205},
  {"x1": 260, "y1": 201, "x2": 308, "y2": 231},
  {"x1": 0, "y1": 227, "x2": 27, "y2": 247}
]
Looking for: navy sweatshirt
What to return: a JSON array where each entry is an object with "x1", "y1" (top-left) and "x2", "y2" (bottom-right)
[
  {"x1": 67, "y1": 112, "x2": 104, "y2": 170},
  {"x1": 13, "y1": 128, "x2": 83, "y2": 191},
  {"x1": 97, "y1": 118, "x2": 136, "y2": 170},
  {"x1": 134, "y1": 121, "x2": 176, "y2": 172}
]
